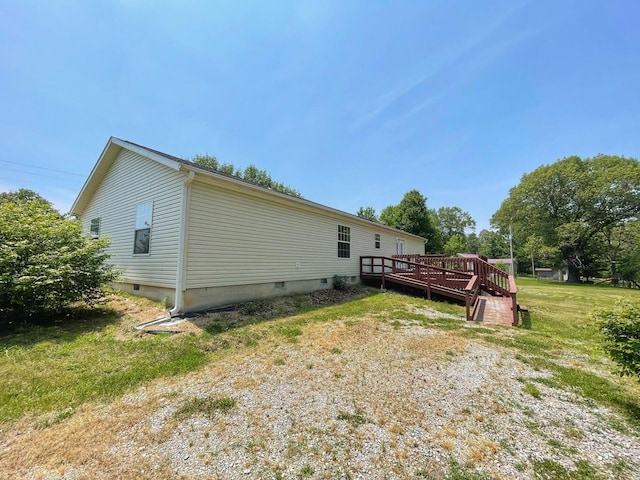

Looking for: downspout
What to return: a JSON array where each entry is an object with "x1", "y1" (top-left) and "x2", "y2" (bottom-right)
[{"x1": 170, "y1": 170, "x2": 195, "y2": 316}]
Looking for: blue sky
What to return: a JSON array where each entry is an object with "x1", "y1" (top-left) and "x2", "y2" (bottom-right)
[{"x1": 1, "y1": 1, "x2": 639, "y2": 231}]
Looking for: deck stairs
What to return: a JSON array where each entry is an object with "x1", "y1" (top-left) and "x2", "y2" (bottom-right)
[{"x1": 360, "y1": 255, "x2": 520, "y2": 326}]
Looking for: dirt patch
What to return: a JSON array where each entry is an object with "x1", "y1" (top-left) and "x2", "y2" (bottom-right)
[
  {"x1": 308, "y1": 287, "x2": 365, "y2": 305},
  {"x1": 144, "y1": 287, "x2": 368, "y2": 335}
]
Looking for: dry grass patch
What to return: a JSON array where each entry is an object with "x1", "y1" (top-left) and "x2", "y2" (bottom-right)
[
  {"x1": 0, "y1": 392, "x2": 171, "y2": 479},
  {"x1": 3, "y1": 286, "x2": 640, "y2": 479},
  {"x1": 466, "y1": 438, "x2": 499, "y2": 465}
]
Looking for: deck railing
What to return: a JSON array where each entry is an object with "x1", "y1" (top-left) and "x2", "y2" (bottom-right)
[
  {"x1": 392, "y1": 255, "x2": 513, "y2": 297},
  {"x1": 362, "y1": 255, "x2": 517, "y2": 324},
  {"x1": 360, "y1": 256, "x2": 481, "y2": 321}
]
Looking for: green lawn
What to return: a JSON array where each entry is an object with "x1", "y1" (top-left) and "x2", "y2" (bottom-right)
[
  {"x1": 1, "y1": 280, "x2": 639, "y2": 431},
  {"x1": 492, "y1": 278, "x2": 640, "y2": 429},
  {"x1": 0, "y1": 305, "x2": 208, "y2": 422}
]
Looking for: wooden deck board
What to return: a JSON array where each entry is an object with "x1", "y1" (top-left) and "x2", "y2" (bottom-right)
[{"x1": 472, "y1": 296, "x2": 514, "y2": 326}]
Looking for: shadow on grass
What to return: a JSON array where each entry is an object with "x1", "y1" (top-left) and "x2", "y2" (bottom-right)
[{"x1": 0, "y1": 303, "x2": 123, "y2": 348}]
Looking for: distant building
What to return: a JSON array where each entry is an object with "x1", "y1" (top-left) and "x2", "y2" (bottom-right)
[{"x1": 535, "y1": 268, "x2": 568, "y2": 281}]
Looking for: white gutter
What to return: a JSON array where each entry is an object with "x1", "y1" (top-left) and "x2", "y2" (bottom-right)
[{"x1": 170, "y1": 170, "x2": 195, "y2": 316}]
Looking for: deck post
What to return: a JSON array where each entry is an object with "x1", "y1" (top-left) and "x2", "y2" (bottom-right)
[
  {"x1": 465, "y1": 291, "x2": 470, "y2": 321},
  {"x1": 381, "y1": 258, "x2": 386, "y2": 290},
  {"x1": 509, "y1": 275, "x2": 519, "y2": 326}
]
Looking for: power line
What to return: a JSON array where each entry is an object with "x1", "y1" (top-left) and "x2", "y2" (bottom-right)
[
  {"x1": 0, "y1": 159, "x2": 86, "y2": 177},
  {"x1": 2, "y1": 167, "x2": 84, "y2": 182},
  {"x1": 0, "y1": 176, "x2": 78, "y2": 192}
]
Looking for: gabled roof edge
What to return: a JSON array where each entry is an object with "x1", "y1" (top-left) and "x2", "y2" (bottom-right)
[
  {"x1": 70, "y1": 137, "x2": 182, "y2": 217},
  {"x1": 71, "y1": 137, "x2": 428, "y2": 243},
  {"x1": 71, "y1": 136, "x2": 118, "y2": 216}
]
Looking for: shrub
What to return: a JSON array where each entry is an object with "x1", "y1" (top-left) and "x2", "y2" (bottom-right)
[
  {"x1": 494, "y1": 261, "x2": 510, "y2": 273},
  {"x1": 332, "y1": 274, "x2": 349, "y2": 291},
  {"x1": 593, "y1": 298, "x2": 640, "y2": 380},
  {"x1": 0, "y1": 191, "x2": 118, "y2": 322}
]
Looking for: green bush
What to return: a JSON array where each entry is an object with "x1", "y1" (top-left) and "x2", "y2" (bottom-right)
[
  {"x1": 593, "y1": 298, "x2": 640, "y2": 380},
  {"x1": 332, "y1": 274, "x2": 349, "y2": 291},
  {"x1": 0, "y1": 191, "x2": 118, "y2": 322}
]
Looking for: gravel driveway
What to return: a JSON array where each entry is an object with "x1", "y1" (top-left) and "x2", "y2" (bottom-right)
[{"x1": 2, "y1": 307, "x2": 639, "y2": 479}]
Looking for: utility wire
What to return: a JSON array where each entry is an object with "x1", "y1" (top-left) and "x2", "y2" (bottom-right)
[
  {"x1": 0, "y1": 159, "x2": 86, "y2": 177},
  {"x1": 0, "y1": 176, "x2": 78, "y2": 191},
  {"x1": 2, "y1": 167, "x2": 84, "y2": 182}
]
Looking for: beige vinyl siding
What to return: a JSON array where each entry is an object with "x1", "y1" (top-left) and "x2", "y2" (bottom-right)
[
  {"x1": 186, "y1": 180, "x2": 424, "y2": 289},
  {"x1": 80, "y1": 149, "x2": 183, "y2": 288},
  {"x1": 358, "y1": 230, "x2": 424, "y2": 258}
]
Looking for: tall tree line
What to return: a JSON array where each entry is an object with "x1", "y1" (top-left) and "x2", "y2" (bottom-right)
[{"x1": 492, "y1": 154, "x2": 640, "y2": 284}]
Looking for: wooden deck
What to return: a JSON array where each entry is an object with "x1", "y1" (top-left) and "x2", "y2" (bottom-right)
[{"x1": 360, "y1": 255, "x2": 520, "y2": 326}]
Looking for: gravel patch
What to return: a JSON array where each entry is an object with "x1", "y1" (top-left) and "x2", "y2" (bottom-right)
[{"x1": 3, "y1": 316, "x2": 639, "y2": 479}]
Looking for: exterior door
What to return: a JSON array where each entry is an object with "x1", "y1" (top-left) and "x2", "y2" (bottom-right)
[{"x1": 396, "y1": 239, "x2": 406, "y2": 255}]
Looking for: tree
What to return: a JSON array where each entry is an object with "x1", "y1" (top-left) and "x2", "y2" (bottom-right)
[
  {"x1": 521, "y1": 234, "x2": 558, "y2": 276},
  {"x1": 594, "y1": 298, "x2": 640, "y2": 380},
  {"x1": 602, "y1": 221, "x2": 640, "y2": 285},
  {"x1": 477, "y1": 229, "x2": 510, "y2": 259},
  {"x1": 380, "y1": 190, "x2": 440, "y2": 252},
  {"x1": 465, "y1": 232, "x2": 480, "y2": 254},
  {"x1": 0, "y1": 188, "x2": 50, "y2": 205},
  {"x1": 356, "y1": 206, "x2": 378, "y2": 222},
  {"x1": 492, "y1": 154, "x2": 640, "y2": 282},
  {"x1": 0, "y1": 191, "x2": 117, "y2": 322},
  {"x1": 619, "y1": 247, "x2": 640, "y2": 288},
  {"x1": 443, "y1": 235, "x2": 466, "y2": 256},
  {"x1": 434, "y1": 206, "x2": 476, "y2": 240},
  {"x1": 431, "y1": 206, "x2": 476, "y2": 254},
  {"x1": 192, "y1": 156, "x2": 302, "y2": 198}
]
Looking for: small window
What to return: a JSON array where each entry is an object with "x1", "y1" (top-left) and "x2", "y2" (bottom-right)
[
  {"x1": 375, "y1": 233, "x2": 381, "y2": 249},
  {"x1": 134, "y1": 201, "x2": 153, "y2": 254},
  {"x1": 338, "y1": 225, "x2": 350, "y2": 258},
  {"x1": 90, "y1": 217, "x2": 101, "y2": 239}
]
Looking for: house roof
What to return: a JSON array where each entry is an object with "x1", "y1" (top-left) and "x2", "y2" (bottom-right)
[{"x1": 71, "y1": 137, "x2": 428, "y2": 242}]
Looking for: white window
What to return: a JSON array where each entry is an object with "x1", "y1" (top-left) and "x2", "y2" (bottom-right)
[
  {"x1": 338, "y1": 225, "x2": 350, "y2": 258},
  {"x1": 375, "y1": 233, "x2": 381, "y2": 249},
  {"x1": 134, "y1": 201, "x2": 153, "y2": 254},
  {"x1": 396, "y1": 238, "x2": 406, "y2": 255},
  {"x1": 90, "y1": 217, "x2": 101, "y2": 239}
]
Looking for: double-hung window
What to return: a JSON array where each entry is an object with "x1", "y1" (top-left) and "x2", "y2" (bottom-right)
[
  {"x1": 134, "y1": 201, "x2": 153, "y2": 254},
  {"x1": 338, "y1": 225, "x2": 350, "y2": 258},
  {"x1": 90, "y1": 217, "x2": 101, "y2": 239},
  {"x1": 375, "y1": 233, "x2": 381, "y2": 249}
]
